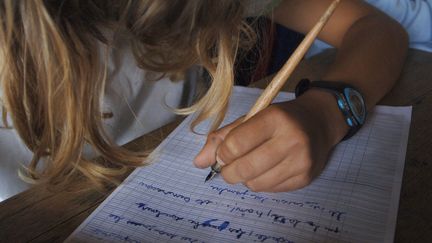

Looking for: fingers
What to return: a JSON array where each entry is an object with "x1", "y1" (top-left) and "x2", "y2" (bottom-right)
[
  {"x1": 193, "y1": 117, "x2": 243, "y2": 168},
  {"x1": 193, "y1": 132, "x2": 223, "y2": 169},
  {"x1": 267, "y1": 173, "x2": 314, "y2": 192},
  {"x1": 216, "y1": 113, "x2": 275, "y2": 167},
  {"x1": 242, "y1": 149, "x2": 311, "y2": 192},
  {"x1": 221, "y1": 140, "x2": 313, "y2": 192},
  {"x1": 194, "y1": 111, "x2": 275, "y2": 169},
  {"x1": 220, "y1": 137, "x2": 298, "y2": 184}
]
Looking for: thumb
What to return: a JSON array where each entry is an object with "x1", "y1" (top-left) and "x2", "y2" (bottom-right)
[{"x1": 193, "y1": 117, "x2": 243, "y2": 168}]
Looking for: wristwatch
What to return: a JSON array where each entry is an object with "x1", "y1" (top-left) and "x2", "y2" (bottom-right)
[{"x1": 295, "y1": 79, "x2": 367, "y2": 140}]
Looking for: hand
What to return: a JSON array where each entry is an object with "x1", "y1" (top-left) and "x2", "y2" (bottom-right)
[{"x1": 194, "y1": 90, "x2": 348, "y2": 192}]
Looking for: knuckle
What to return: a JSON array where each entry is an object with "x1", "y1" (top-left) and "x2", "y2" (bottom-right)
[
  {"x1": 220, "y1": 170, "x2": 236, "y2": 185},
  {"x1": 266, "y1": 105, "x2": 284, "y2": 116},
  {"x1": 266, "y1": 105, "x2": 290, "y2": 123},
  {"x1": 293, "y1": 129, "x2": 310, "y2": 147},
  {"x1": 218, "y1": 136, "x2": 241, "y2": 162},
  {"x1": 207, "y1": 131, "x2": 222, "y2": 143},
  {"x1": 236, "y1": 160, "x2": 256, "y2": 181}
]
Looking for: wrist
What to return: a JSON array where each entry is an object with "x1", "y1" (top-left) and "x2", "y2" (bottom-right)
[{"x1": 294, "y1": 89, "x2": 349, "y2": 146}]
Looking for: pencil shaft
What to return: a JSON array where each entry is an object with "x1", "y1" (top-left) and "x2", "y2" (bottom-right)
[{"x1": 244, "y1": 0, "x2": 341, "y2": 121}]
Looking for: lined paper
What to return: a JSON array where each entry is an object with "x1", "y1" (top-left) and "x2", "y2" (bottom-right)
[{"x1": 67, "y1": 86, "x2": 411, "y2": 243}]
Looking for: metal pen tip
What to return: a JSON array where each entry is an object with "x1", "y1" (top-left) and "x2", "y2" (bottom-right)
[
  {"x1": 204, "y1": 161, "x2": 223, "y2": 183},
  {"x1": 204, "y1": 171, "x2": 216, "y2": 183}
]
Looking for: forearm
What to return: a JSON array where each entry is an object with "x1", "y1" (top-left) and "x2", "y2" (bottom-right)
[
  {"x1": 323, "y1": 14, "x2": 408, "y2": 108},
  {"x1": 293, "y1": 14, "x2": 408, "y2": 145}
]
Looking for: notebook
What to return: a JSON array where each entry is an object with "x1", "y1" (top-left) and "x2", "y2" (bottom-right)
[{"x1": 67, "y1": 86, "x2": 412, "y2": 243}]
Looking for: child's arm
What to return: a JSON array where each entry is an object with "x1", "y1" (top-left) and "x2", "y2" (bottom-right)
[{"x1": 194, "y1": 0, "x2": 408, "y2": 192}]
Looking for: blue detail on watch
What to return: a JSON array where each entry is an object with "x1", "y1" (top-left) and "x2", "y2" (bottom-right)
[
  {"x1": 295, "y1": 79, "x2": 367, "y2": 140},
  {"x1": 346, "y1": 118, "x2": 353, "y2": 127},
  {"x1": 344, "y1": 88, "x2": 366, "y2": 125},
  {"x1": 337, "y1": 99, "x2": 344, "y2": 110}
]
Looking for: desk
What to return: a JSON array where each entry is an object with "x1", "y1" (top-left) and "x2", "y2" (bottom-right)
[{"x1": 1, "y1": 49, "x2": 431, "y2": 242}]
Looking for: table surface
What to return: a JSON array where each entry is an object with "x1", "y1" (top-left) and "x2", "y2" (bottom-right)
[{"x1": 1, "y1": 49, "x2": 431, "y2": 243}]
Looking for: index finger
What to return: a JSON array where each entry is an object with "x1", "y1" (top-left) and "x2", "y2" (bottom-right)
[
  {"x1": 216, "y1": 111, "x2": 276, "y2": 166},
  {"x1": 193, "y1": 117, "x2": 244, "y2": 168}
]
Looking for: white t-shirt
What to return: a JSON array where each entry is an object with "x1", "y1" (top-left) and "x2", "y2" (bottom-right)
[
  {"x1": 247, "y1": 0, "x2": 432, "y2": 55},
  {"x1": 0, "y1": 38, "x2": 198, "y2": 202},
  {"x1": 308, "y1": 0, "x2": 432, "y2": 57}
]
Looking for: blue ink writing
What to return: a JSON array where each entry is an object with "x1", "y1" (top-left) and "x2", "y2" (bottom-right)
[
  {"x1": 202, "y1": 219, "x2": 230, "y2": 231},
  {"x1": 139, "y1": 182, "x2": 191, "y2": 202},
  {"x1": 136, "y1": 202, "x2": 184, "y2": 221}
]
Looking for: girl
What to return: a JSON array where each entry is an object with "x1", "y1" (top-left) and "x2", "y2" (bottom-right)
[{"x1": 0, "y1": 0, "x2": 407, "y2": 201}]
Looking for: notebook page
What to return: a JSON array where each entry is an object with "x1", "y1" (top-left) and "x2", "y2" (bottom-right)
[{"x1": 67, "y1": 86, "x2": 411, "y2": 243}]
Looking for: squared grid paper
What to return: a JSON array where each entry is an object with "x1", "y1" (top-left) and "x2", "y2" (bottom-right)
[{"x1": 66, "y1": 86, "x2": 411, "y2": 243}]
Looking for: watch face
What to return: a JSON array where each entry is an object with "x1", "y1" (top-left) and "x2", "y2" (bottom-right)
[{"x1": 344, "y1": 88, "x2": 366, "y2": 124}]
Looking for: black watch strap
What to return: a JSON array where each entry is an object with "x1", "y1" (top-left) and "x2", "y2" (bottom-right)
[
  {"x1": 295, "y1": 79, "x2": 366, "y2": 140},
  {"x1": 296, "y1": 79, "x2": 355, "y2": 97}
]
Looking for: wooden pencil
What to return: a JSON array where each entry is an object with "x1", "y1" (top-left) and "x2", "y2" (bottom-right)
[{"x1": 244, "y1": 0, "x2": 341, "y2": 120}]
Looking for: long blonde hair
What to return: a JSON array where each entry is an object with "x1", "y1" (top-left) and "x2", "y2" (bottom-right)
[{"x1": 0, "y1": 0, "x2": 255, "y2": 190}]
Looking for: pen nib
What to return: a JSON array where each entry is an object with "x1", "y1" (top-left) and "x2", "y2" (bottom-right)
[
  {"x1": 204, "y1": 171, "x2": 216, "y2": 183},
  {"x1": 204, "y1": 162, "x2": 223, "y2": 183}
]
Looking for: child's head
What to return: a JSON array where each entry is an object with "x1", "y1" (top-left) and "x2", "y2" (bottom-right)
[{"x1": 0, "y1": 0, "x2": 254, "y2": 189}]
